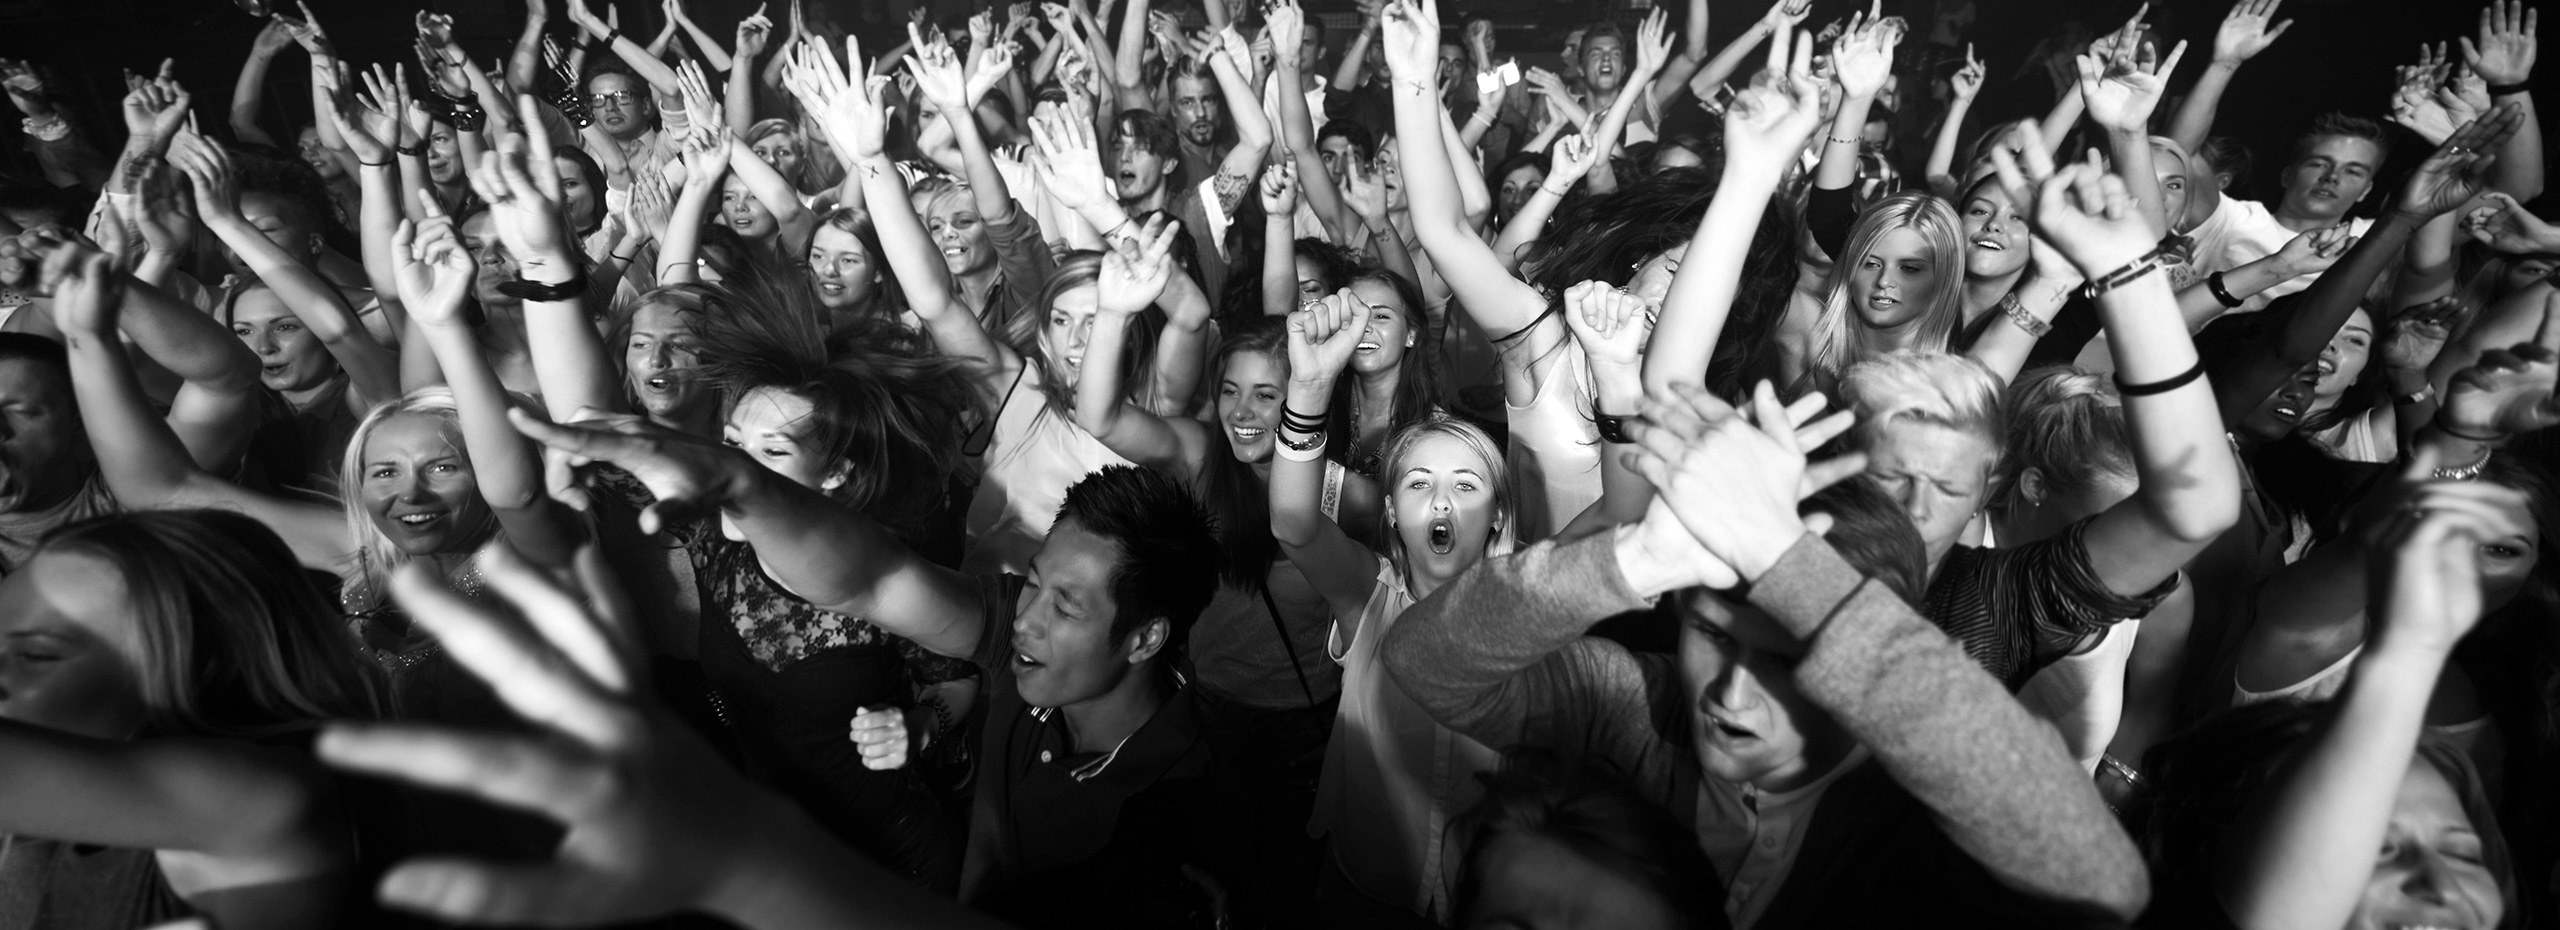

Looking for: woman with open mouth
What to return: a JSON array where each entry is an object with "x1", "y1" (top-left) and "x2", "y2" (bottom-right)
[{"x1": 1271, "y1": 290, "x2": 1515, "y2": 921}]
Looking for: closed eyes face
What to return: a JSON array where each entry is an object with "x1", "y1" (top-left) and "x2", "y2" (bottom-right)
[
  {"x1": 1348, "y1": 278, "x2": 1412, "y2": 374},
  {"x1": 1960, "y1": 187, "x2": 2029, "y2": 278},
  {"x1": 1628, "y1": 246, "x2": 1686, "y2": 311},
  {"x1": 2349, "y1": 760, "x2": 2504, "y2": 930},
  {"x1": 1850, "y1": 226, "x2": 1941, "y2": 331},
  {"x1": 359, "y1": 412, "x2": 496, "y2": 556},
  {"x1": 1292, "y1": 256, "x2": 1329, "y2": 305},
  {"x1": 1863, "y1": 419, "x2": 1998, "y2": 569},
  {"x1": 0, "y1": 551, "x2": 147, "y2": 739},
  {"x1": 460, "y1": 213, "x2": 518, "y2": 306},
  {"x1": 2314, "y1": 308, "x2": 2375, "y2": 401},
  {"x1": 722, "y1": 386, "x2": 844, "y2": 496},
  {"x1": 806, "y1": 226, "x2": 878, "y2": 310},
  {"x1": 231, "y1": 289, "x2": 336, "y2": 394},
  {"x1": 238, "y1": 191, "x2": 317, "y2": 266}
]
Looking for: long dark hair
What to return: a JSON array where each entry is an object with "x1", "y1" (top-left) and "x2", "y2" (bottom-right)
[
  {"x1": 1326, "y1": 269, "x2": 1441, "y2": 474},
  {"x1": 1196, "y1": 321, "x2": 1289, "y2": 591}
]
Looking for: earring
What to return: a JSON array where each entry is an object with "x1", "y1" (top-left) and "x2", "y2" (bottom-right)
[{"x1": 1404, "y1": 334, "x2": 1414, "y2": 347}]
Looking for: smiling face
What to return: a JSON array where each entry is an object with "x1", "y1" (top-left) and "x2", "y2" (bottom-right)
[
  {"x1": 297, "y1": 126, "x2": 341, "y2": 179},
  {"x1": 1217, "y1": 349, "x2": 1286, "y2": 461},
  {"x1": 1850, "y1": 227, "x2": 1943, "y2": 333},
  {"x1": 1389, "y1": 431, "x2": 1500, "y2": 582},
  {"x1": 2281, "y1": 134, "x2": 2382, "y2": 224},
  {"x1": 1863, "y1": 419, "x2": 1998, "y2": 570},
  {"x1": 586, "y1": 71, "x2": 653, "y2": 140},
  {"x1": 806, "y1": 224, "x2": 879, "y2": 310},
  {"x1": 0, "y1": 550, "x2": 146, "y2": 739},
  {"x1": 2314, "y1": 307, "x2": 2376, "y2": 403},
  {"x1": 922, "y1": 191, "x2": 994, "y2": 277},
  {"x1": 358, "y1": 411, "x2": 496, "y2": 556},
  {"x1": 1676, "y1": 589, "x2": 1846, "y2": 791},
  {"x1": 1039, "y1": 284, "x2": 1103, "y2": 392},
  {"x1": 720, "y1": 174, "x2": 780, "y2": 241},
  {"x1": 1348, "y1": 278, "x2": 1413, "y2": 376},
  {"x1": 1011, "y1": 519, "x2": 1146, "y2": 709},
  {"x1": 1627, "y1": 246, "x2": 1686, "y2": 312},
  {"x1": 2238, "y1": 367, "x2": 2320, "y2": 442},
  {"x1": 1172, "y1": 74, "x2": 1222, "y2": 147},
  {"x1": 231, "y1": 288, "x2": 337, "y2": 394},
  {"x1": 624, "y1": 300, "x2": 706, "y2": 422},
  {"x1": 426, "y1": 123, "x2": 462, "y2": 184},
  {"x1": 0, "y1": 357, "x2": 89, "y2": 516},
  {"x1": 2151, "y1": 142, "x2": 2191, "y2": 233},
  {"x1": 1960, "y1": 185, "x2": 2030, "y2": 279},
  {"x1": 2347, "y1": 760, "x2": 2505, "y2": 930}
]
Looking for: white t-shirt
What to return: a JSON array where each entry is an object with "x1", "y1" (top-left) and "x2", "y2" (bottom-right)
[{"x1": 2187, "y1": 196, "x2": 2375, "y2": 311}]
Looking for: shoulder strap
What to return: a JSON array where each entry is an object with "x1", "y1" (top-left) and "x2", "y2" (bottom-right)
[{"x1": 1260, "y1": 584, "x2": 1320, "y2": 709}]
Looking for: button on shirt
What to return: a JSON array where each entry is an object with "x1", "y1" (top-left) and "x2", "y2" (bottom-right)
[{"x1": 1696, "y1": 747, "x2": 1871, "y2": 930}]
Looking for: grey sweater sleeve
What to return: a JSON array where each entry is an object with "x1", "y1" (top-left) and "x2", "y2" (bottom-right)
[
  {"x1": 1381, "y1": 533, "x2": 1657, "y2": 756},
  {"x1": 1754, "y1": 533, "x2": 2152, "y2": 921}
]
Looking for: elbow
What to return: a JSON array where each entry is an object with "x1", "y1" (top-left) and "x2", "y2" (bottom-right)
[{"x1": 2148, "y1": 486, "x2": 2241, "y2": 546}]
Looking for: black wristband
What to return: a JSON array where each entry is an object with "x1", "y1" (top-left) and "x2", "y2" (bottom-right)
[
  {"x1": 496, "y1": 272, "x2": 591, "y2": 302},
  {"x1": 2114, "y1": 359, "x2": 2207, "y2": 397},
  {"x1": 2489, "y1": 81, "x2": 2532, "y2": 97},
  {"x1": 395, "y1": 142, "x2": 424, "y2": 156},
  {"x1": 1594, "y1": 412, "x2": 1639, "y2": 444},
  {"x1": 2436, "y1": 421, "x2": 2506, "y2": 442},
  {"x1": 2205, "y1": 271, "x2": 2244, "y2": 309}
]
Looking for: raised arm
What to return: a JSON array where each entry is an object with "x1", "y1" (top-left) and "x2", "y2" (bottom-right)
[
  {"x1": 1273, "y1": 292, "x2": 1385, "y2": 621},
  {"x1": 1647, "y1": 0, "x2": 1712, "y2": 110},
  {"x1": 1926, "y1": 47, "x2": 1984, "y2": 185},
  {"x1": 2466, "y1": 1, "x2": 2543, "y2": 201},
  {"x1": 668, "y1": 0, "x2": 737, "y2": 72},
  {"x1": 1333, "y1": 0, "x2": 1382, "y2": 92},
  {"x1": 1260, "y1": 162, "x2": 1303, "y2": 319},
  {"x1": 1687, "y1": 0, "x2": 1810, "y2": 103},
  {"x1": 2004, "y1": 152, "x2": 2238, "y2": 600},
  {"x1": 2168, "y1": 0, "x2": 2290, "y2": 154},
  {"x1": 567, "y1": 0, "x2": 686, "y2": 97},
  {"x1": 726, "y1": 8, "x2": 775, "y2": 137},
  {"x1": 1644, "y1": 27, "x2": 1821, "y2": 398},
  {"x1": 507, "y1": 0, "x2": 550, "y2": 93},
  {"x1": 478, "y1": 99, "x2": 624, "y2": 420},
  {"x1": 2077, "y1": 30, "x2": 2187, "y2": 236},
  {"x1": 2225, "y1": 503, "x2": 2492, "y2": 930},
  {"x1": 1074, "y1": 218, "x2": 1213, "y2": 473},
  {"x1": 228, "y1": 20, "x2": 297, "y2": 150},
  {"x1": 655, "y1": 124, "x2": 729, "y2": 285},
  {"x1": 1813, "y1": 8, "x2": 1897, "y2": 194},
  {"x1": 1488, "y1": 135, "x2": 1598, "y2": 270},
  {"x1": 393, "y1": 195, "x2": 582, "y2": 567},
  {"x1": 1267, "y1": 0, "x2": 1352, "y2": 242}
]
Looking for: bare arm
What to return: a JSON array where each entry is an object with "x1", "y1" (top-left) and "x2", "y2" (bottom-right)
[
  {"x1": 1274, "y1": 296, "x2": 1385, "y2": 622},
  {"x1": 1074, "y1": 219, "x2": 1212, "y2": 473}
]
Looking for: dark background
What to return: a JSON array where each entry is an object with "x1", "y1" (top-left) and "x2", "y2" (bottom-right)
[{"x1": 0, "y1": 0, "x2": 2547, "y2": 207}]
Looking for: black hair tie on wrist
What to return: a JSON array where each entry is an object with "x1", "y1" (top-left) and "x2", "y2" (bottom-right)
[
  {"x1": 2115, "y1": 359, "x2": 2206, "y2": 397},
  {"x1": 395, "y1": 142, "x2": 424, "y2": 156},
  {"x1": 2205, "y1": 271, "x2": 2244, "y2": 309},
  {"x1": 497, "y1": 272, "x2": 591, "y2": 302},
  {"x1": 2489, "y1": 81, "x2": 2532, "y2": 97}
]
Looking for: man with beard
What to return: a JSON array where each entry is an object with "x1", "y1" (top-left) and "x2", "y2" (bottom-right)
[{"x1": 1170, "y1": 57, "x2": 1234, "y2": 197}]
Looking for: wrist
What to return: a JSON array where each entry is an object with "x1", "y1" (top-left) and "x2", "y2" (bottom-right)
[
  {"x1": 2386, "y1": 367, "x2": 2432, "y2": 393},
  {"x1": 513, "y1": 255, "x2": 582, "y2": 283},
  {"x1": 1612, "y1": 521, "x2": 1704, "y2": 599}
]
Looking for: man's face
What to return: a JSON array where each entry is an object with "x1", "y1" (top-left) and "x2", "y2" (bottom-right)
[
  {"x1": 1676, "y1": 590, "x2": 1846, "y2": 791},
  {"x1": 1112, "y1": 122, "x2": 1174, "y2": 202},
  {"x1": 1010, "y1": 520, "x2": 1153, "y2": 709},
  {"x1": 0, "y1": 358, "x2": 88, "y2": 515},
  {"x1": 1172, "y1": 75, "x2": 1222, "y2": 147},
  {"x1": 1438, "y1": 44, "x2": 1465, "y2": 84},
  {"x1": 1318, "y1": 134, "x2": 1357, "y2": 184},
  {"x1": 587, "y1": 72, "x2": 654, "y2": 140},
  {"x1": 2280, "y1": 134, "x2": 2382, "y2": 223}
]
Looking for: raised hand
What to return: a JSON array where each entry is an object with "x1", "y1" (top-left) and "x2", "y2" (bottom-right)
[
  {"x1": 1563, "y1": 279, "x2": 1654, "y2": 368},
  {"x1": 2382, "y1": 298, "x2": 2461, "y2": 375},
  {"x1": 1623, "y1": 381, "x2": 1866, "y2": 585},
  {"x1": 2366, "y1": 495, "x2": 2492, "y2": 658},
  {"x1": 2394, "y1": 104, "x2": 2526, "y2": 220},
  {"x1": 39, "y1": 239, "x2": 123, "y2": 339},
  {"x1": 2463, "y1": 191, "x2": 2560, "y2": 253},
  {"x1": 1950, "y1": 43, "x2": 1985, "y2": 101},
  {"x1": 1633, "y1": 7, "x2": 1675, "y2": 80},
  {"x1": 967, "y1": 39, "x2": 1014, "y2": 106},
  {"x1": 1831, "y1": 5, "x2": 1900, "y2": 99},
  {"x1": 1723, "y1": 28, "x2": 1824, "y2": 178},
  {"x1": 1286, "y1": 288, "x2": 1367, "y2": 383},
  {"x1": 251, "y1": 17, "x2": 298, "y2": 58},
  {"x1": 1028, "y1": 112, "x2": 1112, "y2": 211},
  {"x1": 390, "y1": 194, "x2": 478, "y2": 328},
  {"x1": 1547, "y1": 132, "x2": 1602, "y2": 189},
  {"x1": 1266, "y1": 0, "x2": 1304, "y2": 63},
  {"x1": 906, "y1": 23, "x2": 969, "y2": 112},
  {"x1": 1258, "y1": 159, "x2": 1300, "y2": 215},
  {"x1": 281, "y1": 1, "x2": 333, "y2": 57},
  {"x1": 1097, "y1": 215, "x2": 1177, "y2": 317},
  {"x1": 164, "y1": 130, "x2": 243, "y2": 221},
  {"x1": 679, "y1": 121, "x2": 733, "y2": 192},
  {"x1": 468, "y1": 101, "x2": 578, "y2": 275},
  {"x1": 2025, "y1": 152, "x2": 2159, "y2": 277},
  {"x1": 2441, "y1": 290, "x2": 2560, "y2": 439},
  {"x1": 121, "y1": 61, "x2": 190, "y2": 145},
  {"x1": 0, "y1": 59, "x2": 48, "y2": 118},
  {"x1": 2078, "y1": 32, "x2": 2186, "y2": 133},
  {"x1": 736, "y1": 5, "x2": 774, "y2": 61},
  {"x1": 674, "y1": 59, "x2": 721, "y2": 125},
  {"x1": 848, "y1": 707, "x2": 913, "y2": 772},
  {"x1": 2270, "y1": 222, "x2": 2357, "y2": 277},
  {"x1": 129, "y1": 165, "x2": 197, "y2": 259},
  {"x1": 1377, "y1": 0, "x2": 1441, "y2": 83},
  {"x1": 2462, "y1": 0, "x2": 2538, "y2": 86},
  {"x1": 2393, "y1": 56, "x2": 2462, "y2": 144},
  {"x1": 1760, "y1": 0, "x2": 1814, "y2": 32},
  {"x1": 1344, "y1": 156, "x2": 1389, "y2": 225},
  {"x1": 2213, "y1": 0, "x2": 2292, "y2": 65}
]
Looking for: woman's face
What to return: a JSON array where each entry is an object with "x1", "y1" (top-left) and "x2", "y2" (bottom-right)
[
  {"x1": 459, "y1": 212, "x2": 518, "y2": 307},
  {"x1": 1652, "y1": 142, "x2": 1705, "y2": 173},
  {"x1": 1461, "y1": 832, "x2": 1686, "y2": 930},
  {"x1": 1348, "y1": 278, "x2": 1413, "y2": 376},
  {"x1": 2501, "y1": 255, "x2": 2559, "y2": 296},
  {"x1": 721, "y1": 175, "x2": 779, "y2": 241},
  {"x1": 1850, "y1": 226, "x2": 1944, "y2": 333},
  {"x1": 297, "y1": 126, "x2": 341, "y2": 179},
  {"x1": 0, "y1": 551, "x2": 148, "y2": 739},
  {"x1": 1389, "y1": 431, "x2": 1500, "y2": 582},
  {"x1": 1961, "y1": 186, "x2": 2030, "y2": 279},
  {"x1": 624, "y1": 301, "x2": 706, "y2": 422},
  {"x1": 2474, "y1": 488, "x2": 2540, "y2": 615},
  {"x1": 924, "y1": 194, "x2": 995, "y2": 277},
  {"x1": 1863, "y1": 419, "x2": 1999, "y2": 568},
  {"x1": 555, "y1": 156, "x2": 599, "y2": 232},
  {"x1": 1498, "y1": 164, "x2": 1546, "y2": 220},
  {"x1": 2348, "y1": 760, "x2": 2504, "y2": 930},
  {"x1": 1628, "y1": 246, "x2": 1686, "y2": 311},
  {"x1": 2236, "y1": 367, "x2": 2319, "y2": 442},
  {"x1": 231, "y1": 288, "x2": 337, "y2": 394},
  {"x1": 1039, "y1": 284, "x2": 1103, "y2": 392},
  {"x1": 807, "y1": 225, "x2": 879, "y2": 310},
  {"x1": 722, "y1": 386, "x2": 843, "y2": 500},
  {"x1": 1378, "y1": 143, "x2": 1407, "y2": 212},
  {"x1": 2151, "y1": 145, "x2": 2191, "y2": 233},
  {"x1": 1217, "y1": 349, "x2": 1286, "y2": 463},
  {"x1": 359, "y1": 411, "x2": 497, "y2": 557},
  {"x1": 1292, "y1": 256, "x2": 1329, "y2": 306},
  {"x1": 426, "y1": 124, "x2": 462, "y2": 184},
  {"x1": 751, "y1": 133, "x2": 804, "y2": 182},
  {"x1": 2315, "y1": 307, "x2": 2376, "y2": 402}
]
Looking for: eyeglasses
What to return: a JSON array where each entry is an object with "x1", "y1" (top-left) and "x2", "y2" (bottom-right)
[{"x1": 587, "y1": 91, "x2": 637, "y2": 109}]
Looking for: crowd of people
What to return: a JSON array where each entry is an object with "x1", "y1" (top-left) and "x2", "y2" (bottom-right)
[{"x1": 0, "y1": 0, "x2": 2554, "y2": 926}]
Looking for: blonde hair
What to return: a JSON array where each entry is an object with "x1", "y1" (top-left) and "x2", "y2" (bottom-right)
[
  {"x1": 1995, "y1": 366, "x2": 2131, "y2": 517},
  {"x1": 1840, "y1": 350, "x2": 2008, "y2": 460},
  {"x1": 1375, "y1": 415, "x2": 1519, "y2": 584},
  {"x1": 1809, "y1": 192, "x2": 1967, "y2": 377},
  {"x1": 335, "y1": 388, "x2": 505, "y2": 612}
]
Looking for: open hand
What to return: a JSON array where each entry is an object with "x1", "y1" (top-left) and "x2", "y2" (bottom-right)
[
  {"x1": 2394, "y1": 104, "x2": 2526, "y2": 220},
  {"x1": 389, "y1": 194, "x2": 478, "y2": 328},
  {"x1": 2381, "y1": 297, "x2": 2461, "y2": 375},
  {"x1": 1723, "y1": 27, "x2": 1824, "y2": 179},
  {"x1": 2440, "y1": 289, "x2": 2560, "y2": 439},
  {"x1": 1096, "y1": 214, "x2": 1177, "y2": 316},
  {"x1": 2462, "y1": 191, "x2": 2560, "y2": 253},
  {"x1": 2461, "y1": 0, "x2": 2538, "y2": 86},
  {"x1": 2213, "y1": 0, "x2": 2292, "y2": 65}
]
